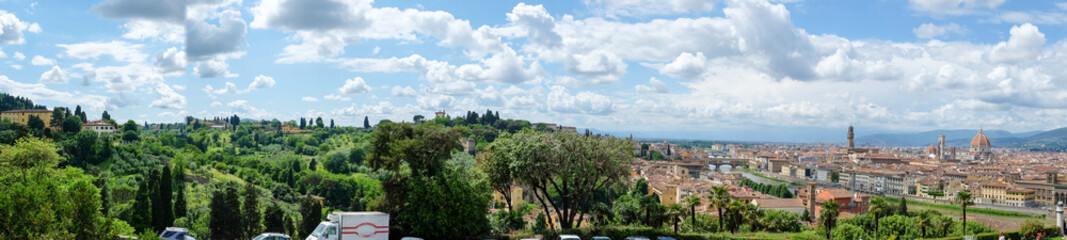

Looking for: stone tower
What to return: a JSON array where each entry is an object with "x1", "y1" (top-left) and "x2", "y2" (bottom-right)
[
  {"x1": 847, "y1": 125, "x2": 854, "y2": 149},
  {"x1": 807, "y1": 181, "x2": 818, "y2": 221},
  {"x1": 937, "y1": 134, "x2": 946, "y2": 161}
]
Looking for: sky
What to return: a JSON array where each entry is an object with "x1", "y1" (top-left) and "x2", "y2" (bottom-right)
[{"x1": 1, "y1": 0, "x2": 1067, "y2": 142}]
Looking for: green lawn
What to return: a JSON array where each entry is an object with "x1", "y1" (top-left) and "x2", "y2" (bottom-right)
[{"x1": 883, "y1": 197, "x2": 1043, "y2": 218}]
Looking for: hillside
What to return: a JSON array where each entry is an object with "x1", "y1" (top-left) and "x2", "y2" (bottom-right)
[{"x1": 855, "y1": 127, "x2": 1067, "y2": 151}]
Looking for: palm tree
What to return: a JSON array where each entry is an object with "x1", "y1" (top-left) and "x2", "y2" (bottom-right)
[
  {"x1": 868, "y1": 197, "x2": 889, "y2": 240},
  {"x1": 725, "y1": 200, "x2": 745, "y2": 233},
  {"x1": 917, "y1": 210, "x2": 932, "y2": 238},
  {"x1": 666, "y1": 204, "x2": 686, "y2": 233},
  {"x1": 708, "y1": 186, "x2": 732, "y2": 232},
  {"x1": 818, "y1": 200, "x2": 840, "y2": 239},
  {"x1": 954, "y1": 191, "x2": 974, "y2": 236},
  {"x1": 741, "y1": 202, "x2": 762, "y2": 231},
  {"x1": 640, "y1": 194, "x2": 660, "y2": 227},
  {"x1": 684, "y1": 195, "x2": 702, "y2": 230}
]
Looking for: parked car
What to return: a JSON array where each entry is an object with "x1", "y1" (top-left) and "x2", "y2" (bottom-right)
[
  {"x1": 253, "y1": 233, "x2": 291, "y2": 240},
  {"x1": 656, "y1": 237, "x2": 676, "y2": 240},
  {"x1": 159, "y1": 227, "x2": 195, "y2": 240},
  {"x1": 592, "y1": 236, "x2": 611, "y2": 240},
  {"x1": 559, "y1": 234, "x2": 581, "y2": 240},
  {"x1": 624, "y1": 237, "x2": 650, "y2": 240}
]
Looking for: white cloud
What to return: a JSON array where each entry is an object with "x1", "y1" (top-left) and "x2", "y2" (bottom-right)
[
  {"x1": 659, "y1": 52, "x2": 707, "y2": 79},
  {"x1": 301, "y1": 96, "x2": 319, "y2": 102},
  {"x1": 82, "y1": 63, "x2": 165, "y2": 93},
  {"x1": 193, "y1": 57, "x2": 238, "y2": 78},
  {"x1": 252, "y1": 0, "x2": 507, "y2": 62},
  {"x1": 908, "y1": 0, "x2": 1005, "y2": 15},
  {"x1": 0, "y1": 10, "x2": 39, "y2": 44},
  {"x1": 30, "y1": 55, "x2": 55, "y2": 66},
  {"x1": 122, "y1": 19, "x2": 185, "y2": 42},
  {"x1": 391, "y1": 86, "x2": 417, "y2": 97},
  {"x1": 338, "y1": 77, "x2": 372, "y2": 94},
  {"x1": 249, "y1": 75, "x2": 276, "y2": 90},
  {"x1": 203, "y1": 81, "x2": 238, "y2": 97},
  {"x1": 9, "y1": 65, "x2": 21, "y2": 70},
  {"x1": 566, "y1": 50, "x2": 626, "y2": 83},
  {"x1": 13, "y1": 52, "x2": 24, "y2": 60},
  {"x1": 0, "y1": 75, "x2": 108, "y2": 110},
  {"x1": 39, "y1": 66, "x2": 68, "y2": 83},
  {"x1": 913, "y1": 23, "x2": 967, "y2": 39},
  {"x1": 210, "y1": 101, "x2": 222, "y2": 107},
  {"x1": 546, "y1": 85, "x2": 614, "y2": 115},
  {"x1": 186, "y1": 9, "x2": 246, "y2": 60},
  {"x1": 57, "y1": 41, "x2": 148, "y2": 63},
  {"x1": 584, "y1": 0, "x2": 717, "y2": 18},
  {"x1": 153, "y1": 47, "x2": 186, "y2": 75},
  {"x1": 635, "y1": 77, "x2": 669, "y2": 93},
  {"x1": 505, "y1": 3, "x2": 561, "y2": 48},
  {"x1": 987, "y1": 23, "x2": 1045, "y2": 64},
  {"x1": 324, "y1": 94, "x2": 352, "y2": 101},
  {"x1": 171, "y1": 84, "x2": 186, "y2": 90}
]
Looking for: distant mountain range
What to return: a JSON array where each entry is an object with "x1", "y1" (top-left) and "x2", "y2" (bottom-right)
[{"x1": 856, "y1": 128, "x2": 1067, "y2": 151}]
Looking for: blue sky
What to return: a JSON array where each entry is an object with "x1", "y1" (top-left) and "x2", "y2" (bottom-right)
[{"x1": 2, "y1": 0, "x2": 1067, "y2": 141}]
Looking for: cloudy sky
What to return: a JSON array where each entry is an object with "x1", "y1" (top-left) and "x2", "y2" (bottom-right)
[{"x1": 1, "y1": 0, "x2": 1066, "y2": 141}]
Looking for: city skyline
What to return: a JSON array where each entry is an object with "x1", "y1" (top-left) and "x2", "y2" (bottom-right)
[{"x1": 2, "y1": 0, "x2": 1067, "y2": 141}]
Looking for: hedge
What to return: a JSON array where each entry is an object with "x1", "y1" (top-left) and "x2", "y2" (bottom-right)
[
  {"x1": 541, "y1": 226, "x2": 800, "y2": 240},
  {"x1": 927, "y1": 226, "x2": 1058, "y2": 240}
]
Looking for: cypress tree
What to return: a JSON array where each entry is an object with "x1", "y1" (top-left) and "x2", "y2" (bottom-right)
[
  {"x1": 98, "y1": 178, "x2": 111, "y2": 216},
  {"x1": 309, "y1": 158, "x2": 317, "y2": 171},
  {"x1": 264, "y1": 203, "x2": 285, "y2": 233},
  {"x1": 241, "y1": 183, "x2": 262, "y2": 238},
  {"x1": 154, "y1": 166, "x2": 174, "y2": 232},
  {"x1": 300, "y1": 196, "x2": 323, "y2": 239},
  {"x1": 363, "y1": 116, "x2": 370, "y2": 128},
  {"x1": 174, "y1": 183, "x2": 187, "y2": 219},
  {"x1": 210, "y1": 185, "x2": 243, "y2": 240},
  {"x1": 132, "y1": 180, "x2": 153, "y2": 232}
]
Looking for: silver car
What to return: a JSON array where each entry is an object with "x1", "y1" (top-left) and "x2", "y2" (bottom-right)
[
  {"x1": 253, "y1": 233, "x2": 291, "y2": 240},
  {"x1": 159, "y1": 227, "x2": 195, "y2": 240}
]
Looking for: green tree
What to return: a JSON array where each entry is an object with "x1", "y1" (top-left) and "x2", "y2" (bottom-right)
[
  {"x1": 363, "y1": 116, "x2": 370, "y2": 128},
  {"x1": 665, "y1": 203, "x2": 685, "y2": 233},
  {"x1": 868, "y1": 197, "x2": 889, "y2": 240},
  {"x1": 63, "y1": 115, "x2": 83, "y2": 133},
  {"x1": 953, "y1": 191, "x2": 974, "y2": 236},
  {"x1": 154, "y1": 166, "x2": 174, "y2": 232},
  {"x1": 916, "y1": 210, "x2": 934, "y2": 238},
  {"x1": 878, "y1": 215, "x2": 919, "y2": 239},
  {"x1": 102, "y1": 110, "x2": 111, "y2": 120},
  {"x1": 684, "y1": 195, "x2": 702, "y2": 230},
  {"x1": 898, "y1": 195, "x2": 908, "y2": 216},
  {"x1": 831, "y1": 223, "x2": 868, "y2": 240},
  {"x1": 708, "y1": 186, "x2": 731, "y2": 232},
  {"x1": 501, "y1": 131, "x2": 633, "y2": 229},
  {"x1": 348, "y1": 147, "x2": 365, "y2": 166},
  {"x1": 132, "y1": 180, "x2": 153, "y2": 232},
  {"x1": 27, "y1": 115, "x2": 44, "y2": 131},
  {"x1": 264, "y1": 203, "x2": 285, "y2": 233},
  {"x1": 210, "y1": 185, "x2": 242, "y2": 240},
  {"x1": 632, "y1": 178, "x2": 649, "y2": 196},
  {"x1": 123, "y1": 120, "x2": 139, "y2": 132},
  {"x1": 323, "y1": 152, "x2": 349, "y2": 174},
  {"x1": 760, "y1": 209, "x2": 802, "y2": 233},
  {"x1": 308, "y1": 158, "x2": 317, "y2": 171},
  {"x1": 299, "y1": 196, "x2": 322, "y2": 239},
  {"x1": 640, "y1": 194, "x2": 660, "y2": 226},
  {"x1": 819, "y1": 200, "x2": 840, "y2": 239},
  {"x1": 174, "y1": 183, "x2": 187, "y2": 219},
  {"x1": 241, "y1": 183, "x2": 262, "y2": 239},
  {"x1": 315, "y1": 117, "x2": 324, "y2": 128}
]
